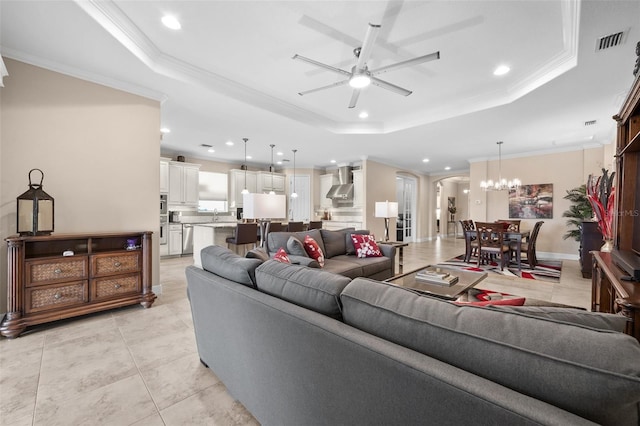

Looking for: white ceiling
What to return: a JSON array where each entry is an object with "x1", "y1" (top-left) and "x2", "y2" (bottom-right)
[{"x1": 1, "y1": 0, "x2": 639, "y2": 173}]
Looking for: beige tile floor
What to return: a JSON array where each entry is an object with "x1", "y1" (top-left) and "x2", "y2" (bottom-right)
[{"x1": 0, "y1": 236, "x2": 591, "y2": 425}]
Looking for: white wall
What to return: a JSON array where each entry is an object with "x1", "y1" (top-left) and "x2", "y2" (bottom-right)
[{"x1": 0, "y1": 59, "x2": 161, "y2": 314}]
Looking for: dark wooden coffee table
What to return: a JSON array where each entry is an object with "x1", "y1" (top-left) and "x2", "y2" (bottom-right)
[{"x1": 385, "y1": 265, "x2": 488, "y2": 300}]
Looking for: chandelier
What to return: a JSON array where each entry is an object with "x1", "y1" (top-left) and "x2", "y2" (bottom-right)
[{"x1": 480, "y1": 141, "x2": 521, "y2": 191}]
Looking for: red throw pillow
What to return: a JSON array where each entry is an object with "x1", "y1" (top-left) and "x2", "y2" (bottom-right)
[
  {"x1": 303, "y1": 235, "x2": 325, "y2": 267},
  {"x1": 273, "y1": 247, "x2": 290, "y2": 264},
  {"x1": 350, "y1": 234, "x2": 382, "y2": 258},
  {"x1": 455, "y1": 289, "x2": 526, "y2": 306}
]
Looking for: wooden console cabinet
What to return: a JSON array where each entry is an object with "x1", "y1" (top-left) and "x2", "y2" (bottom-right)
[
  {"x1": 592, "y1": 252, "x2": 640, "y2": 342},
  {"x1": 1, "y1": 232, "x2": 156, "y2": 338}
]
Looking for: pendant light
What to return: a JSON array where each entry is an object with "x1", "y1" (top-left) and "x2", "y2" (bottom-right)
[
  {"x1": 241, "y1": 138, "x2": 249, "y2": 195},
  {"x1": 291, "y1": 149, "x2": 298, "y2": 198},
  {"x1": 269, "y1": 144, "x2": 276, "y2": 195},
  {"x1": 480, "y1": 141, "x2": 521, "y2": 191}
]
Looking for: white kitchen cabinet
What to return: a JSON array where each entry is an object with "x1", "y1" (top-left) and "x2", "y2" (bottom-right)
[
  {"x1": 319, "y1": 174, "x2": 337, "y2": 208},
  {"x1": 168, "y1": 161, "x2": 200, "y2": 207},
  {"x1": 168, "y1": 224, "x2": 183, "y2": 255},
  {"x1": 257, "y1": 171, "x2": 285, "y2": 193},
  {"x1": 160, "y1": 158, "x2": 170, "y2": 194},
  {"x1": 352, "y1": 169, "x2": 363, "y2": 208},
  {"x1": 228, "y1": 169, "x2": 258, "y2": 208}
]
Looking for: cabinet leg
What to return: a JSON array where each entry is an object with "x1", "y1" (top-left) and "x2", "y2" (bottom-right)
[{"x1": 0, "y1": 312, "x2": 27, "y2": 339}]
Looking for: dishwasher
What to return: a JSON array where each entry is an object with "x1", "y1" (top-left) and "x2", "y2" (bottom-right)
[{"x1": 182, "y1": 223, "x2": 194, "y2": 255}]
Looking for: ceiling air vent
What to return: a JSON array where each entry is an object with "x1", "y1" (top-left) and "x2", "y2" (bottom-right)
[
  {"x1": 596, "y1": 31, "x2": 625, "y2": 51},
  {"x1": 200, "y1": 144, "x2": 212, "y2": 147},
  {"x1": 584, "y1": 120, "x2": 597, "y2": 126}
]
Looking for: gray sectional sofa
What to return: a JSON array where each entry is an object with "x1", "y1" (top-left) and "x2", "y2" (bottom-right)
[
  {"x1": 186, "y1": 245, "x2": 640, "y2": 426},
  {"x1": 260, "y1": 227, "x2": 395, "y2": 280}
]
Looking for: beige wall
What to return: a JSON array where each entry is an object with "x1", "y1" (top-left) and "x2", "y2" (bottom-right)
[
  {"x1": 468, "y1": 146, "x2": 611, "y2": 258},
  {"x1": 1, "y1": 59, "x2": 161, "y2": 315}
]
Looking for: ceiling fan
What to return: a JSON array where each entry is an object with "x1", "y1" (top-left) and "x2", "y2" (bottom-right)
[{"x1": 293, "y1": 23, "x2": 440, "y2": 108}]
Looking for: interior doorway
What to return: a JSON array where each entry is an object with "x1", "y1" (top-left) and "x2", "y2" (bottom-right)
[
  {"x1": 434, "y1": 176, "x2": 470, "y2": 238},
  {"x1": 396, "y1": 174, "x2": 417, "y2": 242}
]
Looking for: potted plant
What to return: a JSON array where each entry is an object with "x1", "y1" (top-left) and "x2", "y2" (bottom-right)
[
  {"x1": 586, "y1": 168, "x2": 615, "y2": 252},
  {"x1": 561, "y1": 184, "x2": 593, "y2": 242}
]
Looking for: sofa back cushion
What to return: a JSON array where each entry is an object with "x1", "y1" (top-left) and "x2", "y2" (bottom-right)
[
  {"x1": 200, "y1": 245, "x2": 263, "y2": 288},
  {"x1": 255, "y1": 260, "x2": 351, "y2": 319},
  {"x1": 267, "y1": 229, "x2": 325, "y2": 256},
  {"x1": 340, "y1": 278, "x2": 640, "y2": 426},
  {"x1": 320, "y1": 228, "x2": 353, "y2": 258}
]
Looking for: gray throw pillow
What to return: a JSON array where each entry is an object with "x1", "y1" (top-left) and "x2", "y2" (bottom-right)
[
  {"x1": 345, "y1": 230, "x2": 370, "y2": 255},
  {"x1": 286, "y1": 236, "x2": 308, "y2": 257}
]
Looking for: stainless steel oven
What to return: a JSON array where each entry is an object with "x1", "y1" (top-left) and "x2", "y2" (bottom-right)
[
  {"x1": 160, "y1": 216, "x2": 168, "y2": 246},
  {"x1": 160, "y1": 194, "x2": 167, "y2": 215}
]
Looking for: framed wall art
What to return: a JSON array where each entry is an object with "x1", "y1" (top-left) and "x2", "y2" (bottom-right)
[{"x1": 508, "y1": 183, "x2": 553, "y2": 219}]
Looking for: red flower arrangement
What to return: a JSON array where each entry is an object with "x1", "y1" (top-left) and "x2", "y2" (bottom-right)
[{"x1": 586, "y1": 168, "x2": 615, "y2": 241}]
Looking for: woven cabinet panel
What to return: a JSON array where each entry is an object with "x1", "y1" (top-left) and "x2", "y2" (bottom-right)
[
  {"x1": 27, "y1": 281, "x2": 88, "y2": 313},
  {"x1": 92, "y1": 252, "x2": 141, "y2": 276},
  {"x1": 93, "y1": 274, "x2": 140, "y2": 300},
  {"x1": 27, "y1": 257, "x2": 88, "y2": 285}
]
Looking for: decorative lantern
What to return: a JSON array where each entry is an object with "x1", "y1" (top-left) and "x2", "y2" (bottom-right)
[{"x1": 17, "y1": 169, "x2": 54, "y2": 236}]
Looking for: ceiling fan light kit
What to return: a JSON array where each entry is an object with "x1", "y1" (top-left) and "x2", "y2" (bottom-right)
[{"x1": 293, "y1": 22, "x2": 440, "y2": 108}]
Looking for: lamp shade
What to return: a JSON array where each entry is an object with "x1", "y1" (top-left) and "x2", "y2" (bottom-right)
[
  {"x1": 374, "y1": 201, "x2": 398, "y2": 218},
  {"x1": 243, "y1": 193, "x2": 286, "y2": 219}
]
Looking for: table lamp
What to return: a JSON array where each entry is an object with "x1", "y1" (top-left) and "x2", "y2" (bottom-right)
[
  {"x1": 375, "y1": 200, "x2": 398, "y2": 242},
  {"x1": 243, "y1": 193, "x2": 287, "y2": 246}
]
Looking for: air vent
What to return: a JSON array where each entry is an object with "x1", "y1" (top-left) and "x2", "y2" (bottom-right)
[
  {"x1": 584, "y1": 120, "x2": 597, "y2": 126},
  {"x1": 596, "y1": 31, "x2": 625, "y2": 51},
  {"x1": 200, "y1": 143, "x2": 212, "y2": 147}
]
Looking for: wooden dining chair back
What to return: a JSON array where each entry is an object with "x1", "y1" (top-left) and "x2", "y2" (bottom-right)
[
  {"x1": 520, "y1": 221, "x2": 544, "y2": 268},
  {"x1": 497, "y1": 219, "x2": 521, "y2": 232},
  {"x1": 226, "y1": 223, "x2": 258, "y2": 255},
  {"x1": 267, "y1": 222, "x2": 284, "y2": 233},
  {"x1": 308, "y1": 221, "x2": 323, "y2": 230},
  {"x1": 286, "y1": 221, "x2": 304, "y2": 232},
  {"x1": 460, "y1": 220, "x2": 478, "y2": 262},
  {"x1": 475, "y1": 222, "x2": 511, "y2": 270}
]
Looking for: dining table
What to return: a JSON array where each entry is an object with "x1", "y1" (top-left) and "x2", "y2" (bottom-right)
[{"x1": 463, "y1": 228, "x2": 530, "y2": 270}]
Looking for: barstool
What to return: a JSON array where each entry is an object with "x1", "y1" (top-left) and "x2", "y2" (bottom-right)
[{"x1": 226, "y1": 223, "x2": 258, "y2": 255}]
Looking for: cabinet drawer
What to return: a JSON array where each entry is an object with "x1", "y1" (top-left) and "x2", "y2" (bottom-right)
[
  {"x1": 26, "y1": 257, "x2": 88, "y2": 286},
  {"x1": 91, "y1": 252, "x2": 141, "y2": 277},
  {"x1": 25, "y1": 280, "x2": 89, "y2": 313},
  {"x1": 91, "y1": 273, "x2": 141, "y2": 300}
]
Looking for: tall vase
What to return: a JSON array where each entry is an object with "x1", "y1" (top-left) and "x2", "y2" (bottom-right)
[{"x1": 600, "y1": 238, "x2": 614, "y2": 252}]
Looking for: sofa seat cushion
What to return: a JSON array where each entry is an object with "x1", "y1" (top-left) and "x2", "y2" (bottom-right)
[
  {"x1": 255, "y1": 260, "x2": 351, "y2": 319},
  {"x1": 331, "y1": 255, "x2": 391, "y2": 277},
  {"x1": 201, "y1": 245, "x2": 263, "y2": 288},
  {"x1": 321, "y1": 258, "x2": 364, "y2": 279},
  {"x1": 340, "y1": 278, "x2": 640, "y2": 426}
]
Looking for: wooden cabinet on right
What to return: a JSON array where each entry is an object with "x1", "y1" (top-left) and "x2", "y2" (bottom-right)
[{"x1": 580, "y1": 221, "x2": 602, "y2": 278}]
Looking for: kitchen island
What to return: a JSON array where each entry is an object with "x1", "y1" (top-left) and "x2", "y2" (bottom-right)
[{"x1": 193, "y1": 223, "x2": 237, "y2": 268}]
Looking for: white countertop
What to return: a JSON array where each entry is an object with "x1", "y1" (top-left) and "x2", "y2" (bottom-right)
[{"x1": 193, "y1": 222, "x2": 237, "y2": 228}]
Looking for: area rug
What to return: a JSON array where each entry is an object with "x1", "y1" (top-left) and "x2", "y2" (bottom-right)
[{"x1": 438, "y1": 254, "x2": 562, "y2": 283}]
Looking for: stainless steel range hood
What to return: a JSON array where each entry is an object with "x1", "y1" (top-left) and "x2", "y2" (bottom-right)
[{"x1": 326, "y1": 166, "x2": 354, "y2": 201}]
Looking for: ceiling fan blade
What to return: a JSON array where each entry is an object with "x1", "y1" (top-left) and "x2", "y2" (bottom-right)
[
  {"x1": 370, "y1": 51, "x2": 440, "y2": 76},
  {"x1": 370, "y1": 77, "x2": 412, "y2": 96},
  {"x1": 292, "y1": 54, "x2": 351, "y2": 77},
  {"x1": 356, "y1": 23, "x2": 381, "y2": 70},
  {"x1": 348, "y1": 90, "x2": 361, "y2": 109},
  {"x1": 298, "y1": 79, "x2": 349, "y2": 96}
]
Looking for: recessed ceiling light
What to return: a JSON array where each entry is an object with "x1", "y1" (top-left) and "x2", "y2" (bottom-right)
[
  {"x1": 161, "y1": 15, "x2": 181, "y2": 30},
  {"x1": 359, "y1": 111, "x2": 369, "y2": 119},
  {"x1": 225, "y1": 141, "x2": 234, "y2": 146},
  {"x1": 493, "y1": 65, "x2": 510, "y2": 76},
  {"x1": 246, "y1": 155, "x2": 252, "y2": 160},
  {"x1": 444, "y1": 166, "x2": 451, "y2": 171},
  {"x1": 160, "y1": 127, "x2": 171, "y2": 133},
  {"x1": 277, "y1": 151, "x2": 283, "y2": 156},
  {"x1": 276, "y1": 161, "x2": 283, "y2": 165},
  {"x1": 330, "y1": 159, "x2": 336, "y2": 164},
  {"x1": 208, "y1": 149, "x2": 215, "y2": 153},
  {"x1": 422, "y1": 158, "x2": 429, "y2": 163}
]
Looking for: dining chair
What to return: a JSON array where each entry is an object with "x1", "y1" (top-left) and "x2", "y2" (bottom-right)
[
  {"x1": 226, "y1": 223, "x2": 258, "y2": 256},
  {"x1": 267, "y1": 222, "x2": 284, "y2": 233},
  {"x1": 475, "y1": 222, "x2": 511, "y2": 270},
  {"x1": 308, "y1": 221, "x2": 323, "y2": 230},
  {"x1": 511, "y1": 221, "x2": 544, "y2": 268},
  {"x1": 460, "y1": 220, "x2": 478, "y2": 262},
  {"x1": 286, "y1": 221, "x2": 304, "y2": 232}
]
